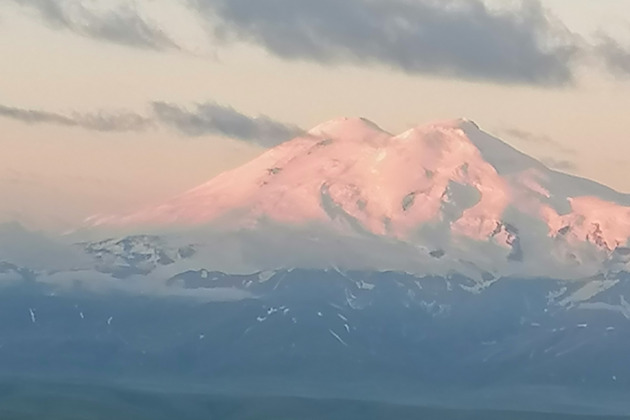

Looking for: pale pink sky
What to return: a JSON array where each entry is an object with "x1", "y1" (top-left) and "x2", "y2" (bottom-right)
[{"x1": 1, "y1": 0, "x2": 629, "y2": 231}]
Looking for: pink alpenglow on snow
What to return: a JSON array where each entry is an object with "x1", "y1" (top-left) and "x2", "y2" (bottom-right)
[{"x1": 90, "y1": 118, "x2": 630, "y2": 276}]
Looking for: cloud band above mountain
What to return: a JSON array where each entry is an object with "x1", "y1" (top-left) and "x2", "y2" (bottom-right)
[
  {"x1": 9, "y1": 0, "x2": 180, "y2": 50},
  {"x1": 0, "y1": 104, "x2": 152, "y2": 132},
  {"x1": 595, "y1": 36, "x2": 630, "y2": 77},
  {"x1": 0, "y1": 101, "x2": 302, "y2": 146},
  {"x1": 152, "y1": 102, "x2": 304, "y2": 146},
  {"x1": 190, "y1": 0, "x2": 579, "y2": 85},
  {"x1": 7, "y1": 0, "x2": 630, "y2": 85}
]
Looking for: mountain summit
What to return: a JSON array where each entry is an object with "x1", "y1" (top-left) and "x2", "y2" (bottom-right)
[
  {"x1": 91, "y1": 118, "x2": 630, "y2": 279},
  {"x1": 5, "y1": 119, "x2": 630, "y2": 414}
]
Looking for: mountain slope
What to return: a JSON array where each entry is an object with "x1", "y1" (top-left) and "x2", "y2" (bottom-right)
[
  {"x1": 89, "y1": 118, "x2": 630, "y2": 278},
  {"x1": 4, "y1": 119, "x2": 630, "y2": 415},
  {"x1": 2, "y1": 268, "x2": 630, "y2": 416}
]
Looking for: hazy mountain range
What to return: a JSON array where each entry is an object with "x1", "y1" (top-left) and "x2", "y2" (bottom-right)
[{"x1": 2, "y1": 118, "x2": 630, "y2": 416}]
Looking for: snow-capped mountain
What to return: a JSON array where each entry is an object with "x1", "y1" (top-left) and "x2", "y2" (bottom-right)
[
  {"x1": 4, "y1": 118, "x2": 630, "y2": 414},
  {"x1": 89, "y1": 118, "x2": 630, "y2": 279},
  {"x1": 80, "y1": 235, "x2": 196, "y2": 278}
]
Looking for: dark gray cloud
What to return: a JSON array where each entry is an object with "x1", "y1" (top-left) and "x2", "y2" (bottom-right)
[
  {"x1": 0, "y1": 104, "x2": 152, "y2": 132},
  {"x1": 189, "y1": 0, "x2": 579, "y2": 85},
  {"x1": 11, "y1": 0, "x2": 180, "y2": 50},
  {"x1": 152, "y1": 102, "x2": 303, "y2": 146},
  {"x1": 541, "y1": 157, "x2": 577, "y2": 171},
  {"x1": 595, "y1": 35, "x2": 630, "y2": 77},
  {"x1": 0, "y1": 101, "x2": 302, "y2": 144}
]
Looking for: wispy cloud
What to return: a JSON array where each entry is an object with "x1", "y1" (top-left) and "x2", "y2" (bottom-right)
[
  {"x1": 594, "y1": 35, "x2": 630, "y2": 77},
  {"x1": 541, "y1": 157, "x2": 577, "y2": 171},
  {"x1": 502, "y1": 128, "x2": 555, "y2": 145},
  {"x1": 189, "y1": 0, "x2": 579, "y2": 86},
  {"x1": 500, "y1": 127, "x2": 576, "y2": 155},
  {"x1": 152, "y1": 102, "x2": 303, "y2": 146},
  {"x1": 10, "y1": 0, "x2": 181, "y2": 50},
  {"x1": 0, "y1": 104, "x2": 152, "y2": 132},
  {"x1": 0, "y1": 101, "x2": 302, "y2": 145},
  {"x1": 8, "y1": 0, "x2": 630, "y2": 86}
]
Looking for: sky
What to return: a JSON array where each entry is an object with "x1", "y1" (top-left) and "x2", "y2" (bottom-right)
[{"x1": 1, "y1": 0, "x2": 630, "y2": 231}]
